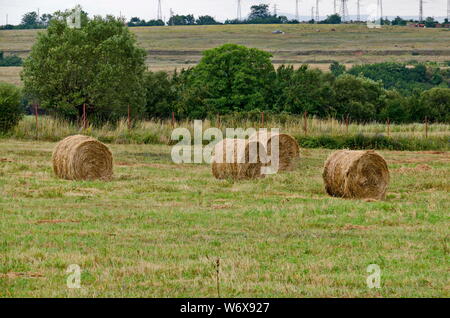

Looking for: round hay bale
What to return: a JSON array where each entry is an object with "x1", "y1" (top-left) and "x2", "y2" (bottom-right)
[
  {"x1": 52, "y1": 135, "x2": 113, "y2": 181},
  {"x1": 249, "y1": 132, "x2": 300, "y2": 171},
  {"x1": 323, "y1": 150, "x2": 389, "y2": 200},
  {"x1": 211, "y1": 138, "x2": 265, "y2": 180}
]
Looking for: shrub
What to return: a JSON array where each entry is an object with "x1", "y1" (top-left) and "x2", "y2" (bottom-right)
[{"x1": 0, "y1": 83, "x2": 24, "y2": 133}]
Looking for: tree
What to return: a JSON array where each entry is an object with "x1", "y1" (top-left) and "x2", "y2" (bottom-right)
[
  {"x1": 144, "y1": 71, "x2": 177, "y2": 118},
  {"x1": 322, "y1": 14, "x2": 341, "y2": 24},
  {"x1": 248, "y1": 4, "x2": 271, "y2": 20},
  {"x1": 39, "y1": 13, "x2": 53, "y2": 26},
  {"x1": 0, "y1": 83, "x2": 23, "y2": 132},
  {"x1": 179, "y1": 44, "x2": 276, "y2": 117},
  {"x1": 419, "y1": 88, "x2": 450, "y2": 122},
  {"x1": 196, "y1": 15, "x2": 220, "y2": 25},
  {"x1": 333, "y1": 74, "x2": 386, "y2": 122},
  {"x1": 21, "y1": 9, "x2": 147, "y2": 124},
  {"x1": 391, "y1": 16, "x2": 407, "y2": 26},
  {"x1": 168, "y1": 14, "x2": 195, "y2": 26},
  {"x1": 21, "y1": 11, "x2": 39, "y2": 28},
  {"x1": 330, "y1": 61, "x2": 346, "y2": 77},
  {"x1": 424, "y1": 17, "x2": 437, "y2": 28},
  {"x1": 276, "y1": 65, "x2": 335, "y2": 117}
]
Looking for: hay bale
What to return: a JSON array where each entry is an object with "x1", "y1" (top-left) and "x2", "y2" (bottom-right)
[
  {"x1": 52, "y1": 135, "x2": 113, "y2": 181},
  {"x1": 249, "y1": 132, "x2": 300, "y2": 171},
  {"x1": 323, "y1": 150, "x2": 389, "y2": 200},
  {"x1": 211, "y1": 138, "x2": 265, "y2": 180}
]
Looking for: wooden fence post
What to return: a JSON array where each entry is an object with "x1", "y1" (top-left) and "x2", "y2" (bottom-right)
[
  {"x1": 127, "y1": 104, "x2": 131, "y2": 130},
  {"x1": 303, "y1": 111, "x2": 308, "y2": 135},
  {"x1": 261, "y1": 112, "x2": 265, "y2": 127},
  {"x1": 345, "y1": 114, "x2": 349, "y2": 134},
  {"x1": 387, "y1": 118, "x2": 390, "y2": 137},
  {"x1": 172, "y1": 112, "x2": 175, "y2": 127},
  {"x1": 425, "y1": 116, "x2": 428, "y2": 138},
  {"x1": 82, "y1": 103, "x2": 87, "y2": 130},
  {"x1": 217, "y1": 114, "x2": 221, "y2": 128},
  {"x1": 34, "y1": 104, "x2": 39, "y2": 139}
]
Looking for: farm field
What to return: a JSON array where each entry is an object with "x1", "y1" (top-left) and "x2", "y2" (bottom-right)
[
  {"x1": 0, "y1": 139, "x2": 448, "y2": 297},
  {"x1": 1, "y1": 24, "x2": 450, "y2": 85}
]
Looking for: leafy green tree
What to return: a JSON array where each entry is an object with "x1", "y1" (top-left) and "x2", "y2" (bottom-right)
[
  {"x1": 419, "y1": 88, "x2": 450, "y2": 122},
  {"x1": 330, "y1": 61, "x2": 346, "y2": 77},
  {"x1": 168, "y1": 14, "x2": 195, "y2": 25},
  {"x1": 21, "y1": 11, "x2": 39, "y2": 28},
  {"x1": 391, "y1": 16, "x2": 407, "y2": 26},
  {"x1": 179, "y1": 44, "x2": 275, "y2": 118},
  {"x1": 248, "y1": 4, "x2": 271, "y2": 20},
  {"x1": 0, "y1": 83, "x2": 23, "y2": 132},
  {"x1": 424, "y1": 17, "x2": 437, "y2": 28},
  {"x1": 21, "y1": 10, "x2": 147, "y2": 124},
  {"x1": 379, "y1": 90, "x2": 410, "y2": 122},
  {"x1": 196, "y1": 15, "x2": 220, "y2": 25},
  {"x1": 144, "y1": 71, "x2": 177, "y2": 118},
  {"x1": 277, "y1": 65, "x2": 335, "y2": 117},
  {"x1": 322, "y1": 14, "x2": 342, "y2": 24},
  {"x1": 333, "y1": 74, "x2": 386, "y2": 121}
]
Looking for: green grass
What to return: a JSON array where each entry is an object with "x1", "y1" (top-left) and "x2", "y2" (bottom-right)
[
  {"x1": 5, "y1": 116, "x2": 449, "y2": 151},
  {"x1": 0, "y1": 139, "x2": 448, "y2": 297}
]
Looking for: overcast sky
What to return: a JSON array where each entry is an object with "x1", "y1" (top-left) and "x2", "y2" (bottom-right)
[{"x1": 0, "y1": 0, "x2": 447, "y2": 25}]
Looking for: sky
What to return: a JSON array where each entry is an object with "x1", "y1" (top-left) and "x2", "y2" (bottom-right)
[{"x1": 0, "y1": 0, "x2": 448, "y2": 25}]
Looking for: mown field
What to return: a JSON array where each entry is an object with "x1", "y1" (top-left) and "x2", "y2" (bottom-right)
[
  {"x1": 1, "y1": 24, "x2": 450, "y2": 85},
  {"x1": 0, "y1": 139, "x2": 448, "y2": 297}
]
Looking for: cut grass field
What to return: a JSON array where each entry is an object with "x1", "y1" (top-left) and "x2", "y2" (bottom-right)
[
  {"x1": 0, "y1": 139, "x2": 448, "y2": 297},
  {"x1": 1, "y1": 24, "x2": 450, "y2": 85}
]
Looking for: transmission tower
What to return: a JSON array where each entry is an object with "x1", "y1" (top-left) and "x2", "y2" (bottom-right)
[
  {"x1": 334, "y1": 0, "x2": 337, "y2": 14},
  {"x1": 169, "y1": 8, "x2": 174, "y2": 25},
  {"x1": 157, "y1": 0, "x2": 162, "y2": 20},
  {"x1": 311, "y1": 6, "x2": 314, "y2": 21},
  {"x1": 315, "y1": 0, "x2": 319, "y2": 21},
  {"x1": 357, "y1": 0, "x2": 360, "y2": 21},
  {"x1": 340, "y1": 0, "x2": 349, "y2": 22},
  {"x1": 295, "y1": 0, "x2": 299, "y2": 21},
  {"x1": 237, "y1": 0, "x2": 242, "y2": 20},
  {"x1": 274, "y1": 4, "x2": 278, "y2": 16},
  {"x1": 419, "y1": 0, "x2": 423, "y2": 22},
  {"x1": 378, "y1": 0, "x2": 383, "y2": 20},
  {"x1": 448, "y1": 0, "x2": 450, "y2": 21}
]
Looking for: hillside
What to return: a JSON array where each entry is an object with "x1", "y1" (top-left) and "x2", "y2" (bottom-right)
[{"x1": 1, "y1": 24, "x2": 449, "y2": 85}]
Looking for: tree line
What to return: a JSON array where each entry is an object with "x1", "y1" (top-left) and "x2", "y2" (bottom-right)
[
  {"x1": 1, "y1": 10, "x2": 448, "y2": 134},
  {"x1": 3, "y1": 4, "x2": 448, "y2": 30}
]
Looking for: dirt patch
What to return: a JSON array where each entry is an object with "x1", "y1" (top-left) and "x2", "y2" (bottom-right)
[
  {"x1": 0, "y1": 272, "x2": 44, "y2": 279},
  {"x1": 342, "y1": 224, "x2": 372, "y2": 230},
  {"x1": 0, "y1": 158, "x2": 12, "y2": 162},
  {"x1": 35, "y1": 219, "x2": 79, "y2": 224},
  {"x1": 394, "y1": 164, "x2": 433, "y2": 173}
]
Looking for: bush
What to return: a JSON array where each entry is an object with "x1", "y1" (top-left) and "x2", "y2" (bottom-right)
[
  {"x1": 0, "y1": 83, "x2": 24, "y2": 133},
  {"x1": 297, "y1": 134, "x2": 448, "y2": 151},
  {"x1": 0, "y1": 51, "x2": 23, "y2": 66}
]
